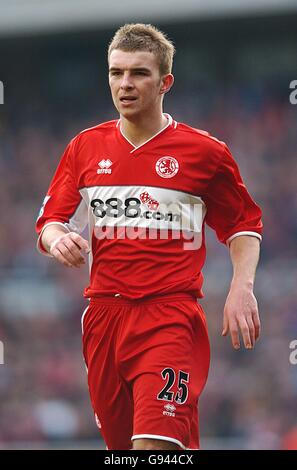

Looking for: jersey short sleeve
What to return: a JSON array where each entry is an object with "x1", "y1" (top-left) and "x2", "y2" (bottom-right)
[
  {"x1": 36, "y1": 137, "x2": 88, "y2": 255},
  {"x1": 204, "y1": 143, "x2": 263, "y2": 245}
]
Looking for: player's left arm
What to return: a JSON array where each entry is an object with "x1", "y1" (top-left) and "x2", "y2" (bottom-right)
[{"x1": 222, "y1": 235, "x2": 261, "y2": 350}]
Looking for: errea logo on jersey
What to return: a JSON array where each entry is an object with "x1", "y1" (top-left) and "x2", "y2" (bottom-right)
[
  {"x1": 97, "y1": 159, "x2": 113, "y2": 174},
  {"x1": 156, "y1": 156, "x2": 179, "y2": 178}
]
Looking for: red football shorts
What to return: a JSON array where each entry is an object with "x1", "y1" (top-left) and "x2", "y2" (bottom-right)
[{"x1": 81, "y1": 293, "x2": 210, "y2": 450}]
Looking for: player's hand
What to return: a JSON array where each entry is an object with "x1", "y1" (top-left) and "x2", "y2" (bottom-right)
[
  {"x1": 49, "y1": 232, "x2": 90, "y2": 268},
  {"x1": 221, "y1": 284, "x2": 261, "y2": 350}
]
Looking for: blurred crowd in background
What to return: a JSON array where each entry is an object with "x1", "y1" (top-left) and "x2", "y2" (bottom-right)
[{"x1": 0, "y1": 14, "x2": 297, "y2": 449}]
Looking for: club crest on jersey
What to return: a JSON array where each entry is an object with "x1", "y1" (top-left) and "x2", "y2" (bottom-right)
[
  {"x1": 155, "y1": 156, "x2": 179, "y2": 179},
  {"x1": 97, "y1": 159, "x2": 113, "y2": 174}
]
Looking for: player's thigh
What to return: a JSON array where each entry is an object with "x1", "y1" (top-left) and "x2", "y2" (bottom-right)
[
  {"x1": 132, "y1": 438, "x2": 180, "y2": 450},
  {"x1": 82, "y1": 302, "x2": 134, "y2": 449},
  {"x1": 90, "y1": 375, "x2": 134, "y2": 450},
  {"x1": 130, "y1": 299, "x2": 210, "y2": 449}
]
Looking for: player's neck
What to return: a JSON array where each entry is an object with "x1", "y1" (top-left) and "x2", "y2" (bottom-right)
[{"x1": 120, "y1": 112, "x2": 168, "y2": 148}]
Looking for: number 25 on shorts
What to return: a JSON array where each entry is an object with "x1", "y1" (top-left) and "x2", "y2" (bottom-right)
[{"x1": 157, "y1": 368, "x2": 189, "y2": 404}]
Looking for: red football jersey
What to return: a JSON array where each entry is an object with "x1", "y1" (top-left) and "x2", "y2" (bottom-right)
[{"x1": 36, "y1": 114, "x2": 263, "y2": 299}]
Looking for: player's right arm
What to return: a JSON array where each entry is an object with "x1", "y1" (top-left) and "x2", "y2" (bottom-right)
[
  {"x1": 41, "y1": 224, "x2": 90, "y2": 268},
  {"x1": 36, "y1": 136, "x2": 89, "y2": 268}
]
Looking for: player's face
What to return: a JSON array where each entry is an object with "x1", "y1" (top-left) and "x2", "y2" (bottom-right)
[{"x1": 108, "y1": 50, "x2": 171, "y2": 119}]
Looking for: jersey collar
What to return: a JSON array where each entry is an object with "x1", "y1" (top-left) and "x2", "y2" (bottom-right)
[{"x1": 116, "y1": 113, "x2": 177, "y2": 154}]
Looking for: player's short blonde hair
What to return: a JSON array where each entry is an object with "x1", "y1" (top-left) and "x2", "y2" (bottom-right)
[{"x1": 108, "y1": 23, "x2": 175, "y2": 75}]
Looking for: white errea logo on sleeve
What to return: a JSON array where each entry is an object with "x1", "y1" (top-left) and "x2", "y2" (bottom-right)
[
  {"x1": 37, "y1": 195, "x2": 51, "y2": 221},
  {"x1": 289, "y1": 340, "x2": 297, "y2": 365},
  {"x1": 0, "y1": 341, "x2": 4, "y2": 364},
  {"x1": 0, "y1": 81, "x2": 3, "y2": 104}
]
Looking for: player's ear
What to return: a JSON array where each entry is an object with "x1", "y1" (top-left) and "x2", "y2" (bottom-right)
[{"x1": 160, "y1": 74, "x2": 174, "y2": 95}]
